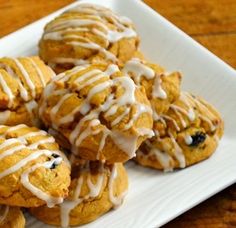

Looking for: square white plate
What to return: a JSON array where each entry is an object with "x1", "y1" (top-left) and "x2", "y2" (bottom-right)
[{"x1": 1, "y1": 0, "x2": 236, "y2": 227}]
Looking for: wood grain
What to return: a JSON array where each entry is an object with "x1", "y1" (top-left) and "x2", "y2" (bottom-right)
[
  {"x1": 0, "y1": 0, "x2": 74, "y2": 37},
  {"x1": 144, "y1": 0, "x2": 236, "y2": 68},
  {"x1": 0, "y1": 0, "x2": 235, "y2": 227}
]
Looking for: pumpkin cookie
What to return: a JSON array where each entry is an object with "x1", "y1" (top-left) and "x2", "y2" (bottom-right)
[
  {"x1": 0, "y1": 56, "x2": 55, "y2": 127},
  {"x1": 30, "y1": 161, "x2": 128, "y2": 227},
  {"x1": 122, "y1": 58, "x2": 182, "y2": 116},
  {"x1": 0, "y1": 206, "x2": 25, "y2": 228},
  {"x1": 39, "y1": 63, "x2": 153, "y2": 163},
  {"x1": 135, "y1": 91, "x2": 224, "y2": 171},
  {"x1": 0, "y1": 124, "x2": 70, "y2": 207},
  {"x1": 39, "y1": 3, "x2": 139, "y2": 73}
]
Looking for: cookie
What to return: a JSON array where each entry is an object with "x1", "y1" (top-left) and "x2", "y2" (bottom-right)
[
  {"x1": 30, "y1": 161, "x2": 128, "y2": 227},
  {"x1": 0, "y1": 124, "x2": 70, "y2": 207},
  {"x1": 39, "y1": 3, "x2": 139, "y2": 73},
  {"x1": 0, "y1": 206, "x2": 25, "y2": 228},
  {"x1": 39, "y1": 63, "x2": 154, "y2": 163},
  {"x1": 135, "y1": 91, "x2": 224, "y2": 171},
  {"x1": 122, "y1": 58, "x2": 182, "y2": 116},
  {"x1": 0, "y1": 56, "x2": 55, "y2": 127}
]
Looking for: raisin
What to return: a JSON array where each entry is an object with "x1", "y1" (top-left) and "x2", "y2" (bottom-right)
[
  {"x1": 190, "y1": 132, "x2": 206, "y2": 147},
  {"x1": 50, "y1": 162, "x2": 56, "y2": 169},
  {"x1": 52, "y1": 153, "x2": 60, "y2": 158}
]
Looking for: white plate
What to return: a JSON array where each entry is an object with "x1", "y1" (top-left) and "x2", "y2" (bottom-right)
[{"x1": 1, "y1": 0, "x2": 236, "y2": 227}]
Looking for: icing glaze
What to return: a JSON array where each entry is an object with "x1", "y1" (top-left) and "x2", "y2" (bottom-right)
[
  {"x1": 41, "y1": 64, "x2": 152, "y2": 159},
  {"x1": 122, "y1": 58, "x2": 167, "y2": 99},
  {"x1": 43, "y1": 4, "x2": 137, "y2": 65},
  {"x1": 0, "y1": 125, "x2": 66, "y2": 207},
  {"x1": 0, "y1": 72, "x2": 14, "y2": 107},
  {"x1": 139, "y1": 91, "x2": 220, "y2": 170},
  {"x1": 184, "y1": 135, "x2": 193, "y2": 145},
  {"x1": 108, "y1": 165, "x2": 127, "y2": 207}
]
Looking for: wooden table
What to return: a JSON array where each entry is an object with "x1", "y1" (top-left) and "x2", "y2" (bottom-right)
[{"x1": 0, "y1": 0, "x2": 235, "y2": 227}]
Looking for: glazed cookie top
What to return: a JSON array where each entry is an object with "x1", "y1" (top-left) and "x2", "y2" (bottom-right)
[
  {"x1": 31, "y1": 161, "x2": 128, "y2": 227},
  {"x1": 39, "y1": 3, "x2": 139, "y2": 71},
  {"x1": 0, "y1": 124, "x2": 70, "y2": 207},
  {"x1": 154, "y1": 92, "x2": 223, "y2": 138},
  {"x1": 39, "y1": 63, "x2": 153, "y2": 163},
  {"x1": 0, "y1": 56, "x2": 55, "y2": 126},
  {"x1": 62, "y1": 161, "x2": 127, "y2": 227},
  {"x1": 122, "y1": 58, "x2": 182, "y2": 117},
  {"x1": 138, "y1": 91, "x2": 224, "y2": 171},
  {"x1": 0, "y1": 205, "x2": 9, "y2": 226}
]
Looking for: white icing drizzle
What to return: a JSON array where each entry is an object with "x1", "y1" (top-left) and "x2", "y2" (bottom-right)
[
  {"x1": 184, "y1": 135, "x2": 193, "y2": 145},
  {"x1": 122, "y1": 58, "x2": 155, "y2": 84},
  {"x1": 140, "y1": 91, "x2": 220, "y2": 170},
  {"x1": 122, "y1": 58, "x2": 167, "y2": 99},
  {"x1": 41, "y1": 64, "x2": 152, "y2": 159},
  {"x1": 0, "y1": 72, "x2": 14, "y2": 107},
  {"x1": 49, "y1": 57, "x2": 89, "y2": 66},
  {"x1": 108, "y1": 164, "x2": 127, "y2": 207},
  {"x1": 111, "y1": 108, "x2": 130, "y2": 126},
  {"x1": 169, "y1": 132, "x2": 185, "y2": 168},
  {"x1": 0, "y1": 57, "x2": 53, "y2": 121},
  {"x1": 0, "y1": 144, "x2": 26, "y2": 160},
  {"x1": 26, "y1": 57, "x2": 46, "y2": 87},
  {"x1": 0, "y1": 125, "x2": 66, "y2": 207},
  {"x1": 152, "y1": 148, "x2": 173, "y2": 172},
  {"x1": 110, "y1": 131, "x2": 138, "y2": 158},
  {"x1": 75, "y1": 119, "x2": 101, "y2": 147},
  {"x1": 50, "y1": 93, "x2": 73, "y2": 122},
  {"x1": 170, "y1": 105, "x2": 187, "y2": 128},
  {"x1": 60, "y1": 162, "x2": 105, "y2": 228},
  {"x1": 60, "y1": 197, "x2": 82, "y2": 228},
  {"x1": 2, "y1": 124, "x2": 26, "y2": 133},
  {"x1": 25, "y1": 100, "x2": 39, "y2": 126},
  {"x1": 59, "y1": 162, "x2": 127, "y2": 227},
  {"x1": 0, "y1": 205, "x2": 9, "y2": 224},
  {"x1": 183, "y1": 92, "x2": 218, "y2": 132},
  {"x1": 0, "y1": 149, "x2": 56, "y2": 179},
  {"x1": 21, "y1": 156, "x2": 63, "y2": 207},
  {"x1": 28, "y1": 136, "x2": 55, "y2": 149},
  {"x1": 124, "y1": 104, "x2": 153, "y2": 130},
  {"x1": 152, "y1": 74, "x2": 167, "y2": 99},
  {"x1": 0, "y1": 63, "x2": 28, "y2": 101},
  {"x1": 43, "y1": 4, "x2": 137, "y2": 65},
  {"x1": 137, "y1": 128, "x2": 155, "y2": 138},
  {"x1": 179, "y1": 93, "x2": 196, "y2": 121},
  {"x1": 138, "y1": 138, "x2": 174, "y2": 172},
  {"x1": 161, "y1": 114, "x2": 180, "y2": 132},
  {"x1": 12, "y1": 58, "x2": 36, "y2": 98}
]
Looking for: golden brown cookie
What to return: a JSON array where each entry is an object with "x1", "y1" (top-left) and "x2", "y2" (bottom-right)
[
  {"x1": 0, "y1": 56, "x2": 55, "y2": 127},
  {"x1": 122, "y1": 58, "x2": 182, "y2": 116},
  {"x1": 0, "y1": 206, "x2": 25, "y2": 228},
  {"x1": 39, "y1": 63, "x2": 153, "y2": 163},
  {"x1": 30, "y1": 161, "x2": 128, "y2": 227},
  {"x1": 0, "y1": 124, "x2": 70, "y2": 207},
  {"x1": 135, "y1": 91, "x2": 224, "y2": 171},
  {"x1": 39, "y1": 3, "x2": 139, "y2": 73}
]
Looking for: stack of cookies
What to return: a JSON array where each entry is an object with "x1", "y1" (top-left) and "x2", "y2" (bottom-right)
[
  {"x1": 0, "y1": 57, "x2": 70, "y2": 227},
  {"x1": 0, "y1": 3, "x2": 224, "y2": 228}
]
